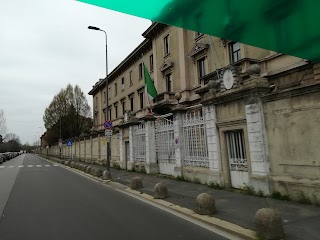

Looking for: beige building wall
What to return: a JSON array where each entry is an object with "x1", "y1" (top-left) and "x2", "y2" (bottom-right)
[{"x1": 84, "y1": 22, "x2": 320, "y2": 200}]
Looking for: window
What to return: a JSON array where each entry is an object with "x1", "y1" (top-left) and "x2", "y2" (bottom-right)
[
  {"x1": 138, "y1": 63, "x2": 143, "y2": 79},
  {"x1": 109, "y1": 108, "x2": 112, "y2": 120},
  {"x1": 130, "y1": 96, "x2": 134, "y2": 111},
  {"x1": 95, "y1": 96, "x2": 98, "y2": 109},
  {"x1": 225, "y1": 130, "x2": 247, "y2": 166},
  {"x1": 122, "y1": 101, "x2": 126, "y2": 115},
  {"x1": 103, "y1": 91, "x2": 106, "y2": 103},
  {"x1": 197, "y1": 57, "x2": 206, "y2": 82},
  {"x1": 115, "y1": 104, "x2": 118, "y2": 118},
  {"x1": 114, "y1": 83, "x2": 117, "y2": 96},
  {"x1": 166, "y1": 73, "x2": 172, "y2": 92},
  {"x1": 139, "y1": 92, "x2": 144, "y2": 109},
  {"x1": 121, "y1": 77, "x2": 125, "y2": 91},
  {"x1": 229, "y1": 42, "x2": 241, "y2": 63},
  {"x1": 104, "y1": 109, "x2": 107, "y2": 121},
  {"x1": 150, "y1": 54, "x2": 154, "y2": 71},
  {"x1": 108, "y1": 87, "x2": 111, "y2": 99},
  {"x1": 129, "y1": 71, "x2": 132, "y2": 86},
  {"x1": 164, "y1": 34, "x2": 170, "y2": 56}
]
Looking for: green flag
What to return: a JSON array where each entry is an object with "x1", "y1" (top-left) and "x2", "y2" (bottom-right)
[{"x1": 143, "y1": 63, "x2": 158, "y2": 99}]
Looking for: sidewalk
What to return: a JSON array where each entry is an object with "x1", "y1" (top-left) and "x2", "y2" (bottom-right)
[
  {"x1": 109, "y1": 168, "x2": 320, "y2": 240},
  {"x1": 52, "y1": 158, "x2": 320, "y2": 240}
]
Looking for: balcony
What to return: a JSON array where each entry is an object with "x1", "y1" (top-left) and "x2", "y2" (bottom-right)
[{"x1": 152, "y1": 92, "x2": 176, "y2": 115}]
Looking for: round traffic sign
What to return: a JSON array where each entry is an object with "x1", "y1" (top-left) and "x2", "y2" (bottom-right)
[{"x1": 104, "y1": 120, "x2": 113, "y2": 129}]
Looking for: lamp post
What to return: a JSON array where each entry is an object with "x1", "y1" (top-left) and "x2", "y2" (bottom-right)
[
  {"x1": 88, "y1": 25, "x2": 110, "y2": 172},
  {"x1": 38, "y1": 127, "x2": 43, "y2": 154}
]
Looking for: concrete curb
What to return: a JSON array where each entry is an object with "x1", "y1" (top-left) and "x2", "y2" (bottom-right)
[
  {"x1": 125, "y1": 188, "x2": 256, "y2": 240},
  {"x1": 39, "y1": 155, "x2": 256, "y2": 240}
]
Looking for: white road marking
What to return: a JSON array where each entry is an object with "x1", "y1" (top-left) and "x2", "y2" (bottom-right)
[
  {"x1": 0, "y1": 166, "x2": 5, "y2": 169},
  {"x1": 36, "y1": 165, "x2": 41, "y2": 167},
  {"x1": 53, "y1": 164, "x2": 59, "y2": 167},
  {"x1": 45, "y1": 165, "x2": 51, "y2": 167},
  {"x1": 18, "y1": 166, "x2": 24, "y2": 168},
  {"x1": 8, "y1": 166, "x2": 14, "y2": 168},
  {"x1": 27, "y1": 165, "x2": 33, "y2": 168}
]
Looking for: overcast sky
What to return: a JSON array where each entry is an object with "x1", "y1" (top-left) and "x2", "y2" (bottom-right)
[{"x1": 0, "y1": 0, "x2": 151, "y2": 144}]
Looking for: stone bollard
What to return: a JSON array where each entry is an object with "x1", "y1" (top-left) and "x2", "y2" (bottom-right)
[
  {"x1": 90, "y1": 167, "x2": 96, "y2": 175},
  {"x1": 94, "y1": 168, "x2": 103, "y2": 177},
  {"x1": 196, "y1": 193, "x2": 216, "y2": 215},
  {"x1": 70, "y1": 162, "x2": 75, "y2": 168},
  {"x1": 102, "y1": 170, "x2": 111, "y2": 180},
  {"x1": 81, "y1": 165, "x2": 87, "y2": 171},
  {"x1": 255, "y1": 208, "x2": 285, "y2": 240},
  {"x1": 153, "y1": 182, "x2": 168, "y2": 199},
  {"x1": 86, "y1": 166, "x2": 92, "y2": 174},
  {"x1": 130, "y1": 177, "x2": 143, "y2": 190},
  {"x1": 64, "y1": 161, "x2": 70, "y2": 166}
]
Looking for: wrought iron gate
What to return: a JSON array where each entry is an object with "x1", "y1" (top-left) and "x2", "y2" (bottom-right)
[
  {"x1": 155, "y1": 117, "x2": 175, "y2": 163},
  {"x1": 225, "y1": 130, "x2": 249, "y2": 188},
  {"x1": 182, "y1": 110, "x2": 209, "y2": 168},
  {"x1": 134, "y1": 123, "x2": 146, "y2": 162}
]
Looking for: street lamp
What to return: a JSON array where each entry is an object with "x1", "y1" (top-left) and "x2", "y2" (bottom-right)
[{"x1": 88, "y1": 25, "x2": 110, "y2": 173}]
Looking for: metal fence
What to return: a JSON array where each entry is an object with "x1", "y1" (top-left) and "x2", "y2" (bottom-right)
[
  {"x1": 182, "y1": 110, "x2": 209, "y2": 168},
  {"x1": 155, "y1": 117, "x2": 175, "y2": 163},
  {"x1": 134, "y1": 123, "x2": 146, "y2": 162}
]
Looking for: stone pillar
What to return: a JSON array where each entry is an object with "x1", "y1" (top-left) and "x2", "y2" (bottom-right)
[
  {"x1": 172, "y1": 106, "x2": 187, "y2": 177},
  {"x1": 144, "y1": 115, "x2": 158, "y2": 174},
  {"x1": 203, "y1": 105, "x2": 221, "y2": 172},
  {"x1": 98, "y1": 133, "x2": 101, "y2": 162},
  {"x1": 129, "y1": 125, "x2": 134, "y2": 164},
  {"x1": 245, "y1": 98, "x2": 271, "y2": 194},
  {"x1": 119, "y1": 129, "x2": 124, "y2": 167}
]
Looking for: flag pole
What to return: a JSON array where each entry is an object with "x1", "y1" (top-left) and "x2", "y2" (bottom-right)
[{"x1": 142, "y1": 54, "x2": 152, "y2": 115}]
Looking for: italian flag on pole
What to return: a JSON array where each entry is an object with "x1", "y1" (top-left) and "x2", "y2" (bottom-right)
[{"x1": 143, "y1": 63, "x2": 158, "y2": 99}]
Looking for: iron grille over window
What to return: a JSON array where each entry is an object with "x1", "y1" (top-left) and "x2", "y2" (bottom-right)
[{"x1": 225, "y1": 130, "x2": 248, "y2": 172}]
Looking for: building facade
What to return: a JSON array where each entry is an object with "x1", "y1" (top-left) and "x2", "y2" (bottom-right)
[{"x1": 81, "y1": 22, "x2": 320, "y2": 203}]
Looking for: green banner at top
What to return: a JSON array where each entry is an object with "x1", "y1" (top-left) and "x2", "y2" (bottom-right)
[{"x1": 78, "y1": 0, "x2": 320, "y2": 62}]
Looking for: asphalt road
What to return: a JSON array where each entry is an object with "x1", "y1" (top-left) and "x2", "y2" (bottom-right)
[{"x1": 0, "y1": 154, "x2": 233, "y2": 240}]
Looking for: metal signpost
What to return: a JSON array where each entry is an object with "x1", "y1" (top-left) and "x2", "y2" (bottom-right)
[
  {"x1": 104, "y1": 121, "x2": 113, "y2": 143},
  {"x1": 67, "y1": 140, "x2": 73, "y2": 160}
]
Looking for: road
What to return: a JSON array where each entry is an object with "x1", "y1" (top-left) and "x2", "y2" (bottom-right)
[{"x1": 0, "y1": 154, "x2": 236, "y2": 240}]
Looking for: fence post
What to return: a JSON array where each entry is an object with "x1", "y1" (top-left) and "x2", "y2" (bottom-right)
[
  {"x1": 119, "y1": 129, "x2": 123, "y2": 167},
  {"x1": 98, "y1": 133, "x2": 101, "y2": 163},
  {"x1": 172, "y1": 106, "x2": 187, "y2": 177},
  {"x1": 143, "y1": 115, "x2": 158, "y2": 174},
  {"x1": 203, "y1": 105, "x2": 221, "y2": 172}
]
